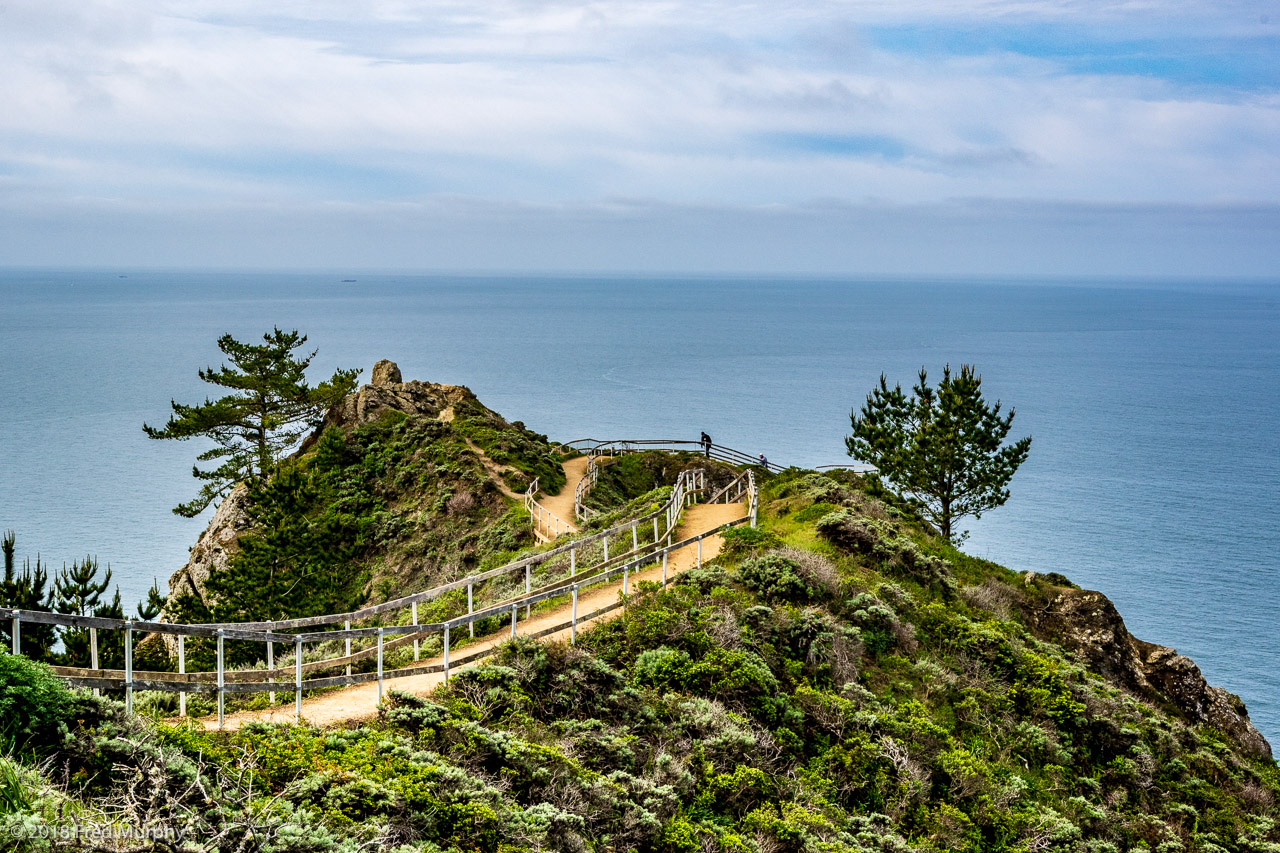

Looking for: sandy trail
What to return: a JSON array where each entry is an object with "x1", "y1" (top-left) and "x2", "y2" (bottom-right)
[
  {"x1": 531, "y1": 456, "x2": 589, "y2": 539},
  {"x1": 202, "y1": 501, "x2": 744, "y2": 730}
]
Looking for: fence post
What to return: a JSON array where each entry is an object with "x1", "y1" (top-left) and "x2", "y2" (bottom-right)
[
  {"x1": 571, "y1": 585, "x2": 578, "y2": 644},
  {"x1": 90, "y1": 627, "x2": 100, "y2": 697},
  {"x1": 412, "y1": 602, "x2": 420, "y2": 661},
  {"x1": 697, "y1": 536, "x2": 702, "y2": 569},
  {"x1": 603, "y1": 536, "x2": 609, "y2": 563},
  {"x1": 177, "y1": 634, "x2": 185, "y2": 716},
  {"x1": 10, "y1": 611, "x2": 18, "y2": 655},
  {"x1": 653, "y1": 517, "x2": 658, "y2": 543},
  {"x1": 570, "y1": 548, "x2": 576, "y2": 576},
  {"x1": 511, "y1": 604, "x2": 517, "y2": 638},
  {"x1": 525, "y1": 564, "x2": 531, "y2": 619},
  {"x1": 468, "y1": 584, "x2": 475, "y2": 638},
  {"x1": 124, "y1": 623, "x2": 134, "y2": 716},
  {"x1": 623, "y1": 564, "x2": 629, "y2": 596},
  {"x1": 345, "y1": 620, "x2": 351, "y2": 677},
  {"x1": 443, "y1": 626, "x2": 451, "y2": 682},
  {"x1": 215, "y1": 629, "x2": 223, "y2": 729},
  {"x1": 377, "y1": 627, "x2": 384, "y2": 704},
  {"x1": 267, "y1": 632, "x2": 275, "y2": 706},
  {"x1": 294, "y1": 636, "x2": 302, "y2": 723},
  {"x1": 632, "y1": 523, "x2": 638, "y2": 552},
  {"x1": 662, "y1": 551, "x2": 668, "y2": 584}
]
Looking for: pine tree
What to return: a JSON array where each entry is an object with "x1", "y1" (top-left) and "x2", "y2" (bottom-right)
[
  {"x1": 52, "y1": 555, "x2": 113, "y2": 667},
  {"x1": 0, "y1": 531, "x2": 57, "y2": 660},
  {"x1": 847, "y1": 364, "x2": 1032, "y2": 543},
  {"x1": 136, "y1": 579, "x2": 167, "y2": 621},
  {"x1": 143, "y1": 328, "x2": 359, "y2": 517}
]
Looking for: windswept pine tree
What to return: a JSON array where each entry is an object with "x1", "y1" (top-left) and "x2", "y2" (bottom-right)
[
  {"x1": 52, "y1": 555, "x2": 113, "y2": 668},
  {"x1": 0, "y1": 531, "x2": 56, "y2": 661},
  {"x1": 143, "y1": 328, "x2": 360, "y2": 517}
]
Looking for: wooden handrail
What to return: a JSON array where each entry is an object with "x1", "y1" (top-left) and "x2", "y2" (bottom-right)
[{"x1": 7, "y1": 447, "x2": 759, "y2": 727}]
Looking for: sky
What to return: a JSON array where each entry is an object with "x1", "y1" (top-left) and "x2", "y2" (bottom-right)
[{"x1": 1, "y1": 0, "x2": 1278, "y2": 275}]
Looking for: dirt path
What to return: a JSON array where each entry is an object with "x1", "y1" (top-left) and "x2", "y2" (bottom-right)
[
  {"x1": 463, "y1": 438, "x2": 525, "y2": 500},
  {"x1": 531, "y1": 456, "x2": 589, "y2": 539},
  {"x1": 202, "y1": 501, "x2": 744, "y2": 730}
]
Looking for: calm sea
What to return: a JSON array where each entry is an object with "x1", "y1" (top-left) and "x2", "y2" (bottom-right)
[{"x1": 1, "y1": 270, "x2": 1277, "y2": 742}]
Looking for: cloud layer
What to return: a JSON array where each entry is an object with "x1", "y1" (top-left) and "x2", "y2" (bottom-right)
[{"x1": 2, "y1": 0, "x2": 1277, "y2": 272}]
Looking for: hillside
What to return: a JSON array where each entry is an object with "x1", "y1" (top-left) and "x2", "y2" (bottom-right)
[
  {"x1": 3, "y1": 374, "x2": 1278, "y2": 853},
  {"x1": 161, "y1": 362, "x2": 563, "y2": 660}
]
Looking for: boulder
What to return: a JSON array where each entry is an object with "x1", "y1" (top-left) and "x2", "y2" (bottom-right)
[{"x1": 371, "y1": 359, "x2": 402, "y2": 386}]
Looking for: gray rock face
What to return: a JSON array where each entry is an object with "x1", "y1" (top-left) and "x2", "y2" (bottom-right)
[
  {"x1": 159, "y1": 482, "x2": 252, "y2": 639},
  {"x1": 323, "y1": 360, "x2": 474, "y2": 430},
  {"x1": 325, "y1": 378, "x2": 472, "y2": 429},
  {"x1": 1027, "y1": 588, "x2": 1272, "y2": 759},
  {"x1": 371, "y1": 359, "x2": 402, "y2": 386}
]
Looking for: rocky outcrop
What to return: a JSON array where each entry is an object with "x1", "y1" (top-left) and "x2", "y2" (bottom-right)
[
  {"x1": 322, "y1": 362, "x2": 474, "y2": 431},
  {"x1": 161, "y1": 482, "x2": 252, "y2": 622},
  {"x1": 1026, "y1": 586, "x2": 1271, "y2": 759},
  {"x1": 164, "y1": 361, "x2": 484, "y2": 619}
]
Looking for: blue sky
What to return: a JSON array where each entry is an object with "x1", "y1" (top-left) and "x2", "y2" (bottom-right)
[{"x1": 1, "y1": 0, "x2": 1277, "y2": 275}]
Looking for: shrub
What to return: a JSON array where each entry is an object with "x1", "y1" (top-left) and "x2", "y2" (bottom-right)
[
  {"x1": 816, "y1": 509, "x2": 884, "y2": 555},
  {"x1": 774, "y1": 546, "x2": 840, "y2": 596},
  {"x1": 737, "y1": 554, "x2": 817, "y2": 603},
  {"x1": 674, "y1": 566, "x2": 732, "y2": 594},
  {"x1": 0, "y1": 654, "x2": 78, "y2": 752},
  {"x1": 633, "y1": 647, "x2": 693, "y2": 692},
  {"x1": 719, "y1": 526, "x2": 783, "y2": 557}
]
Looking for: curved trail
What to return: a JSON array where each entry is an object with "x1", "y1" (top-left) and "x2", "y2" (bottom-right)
[
  {"x1": 529, "y1": 456, "x2": 587, "y2": 541},
  {"x1": 203, "y1": 501, "x2": 743, "y2": 730}
]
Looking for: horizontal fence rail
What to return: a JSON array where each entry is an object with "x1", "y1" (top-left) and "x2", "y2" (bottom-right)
[
  {"x1": 561, "y1": 438, "x2": 784, "y2": 473},
  {"x1": 4, "y1": 454, "x2": 757, "y2": 728}
]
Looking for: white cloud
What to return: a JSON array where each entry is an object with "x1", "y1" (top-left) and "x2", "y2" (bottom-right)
[{"x1": 0, "y1": 0, "x2": 1277, "y2": 269}]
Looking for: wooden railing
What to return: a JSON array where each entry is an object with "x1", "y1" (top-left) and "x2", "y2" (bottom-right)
[
  {"x1": 523, "y1": 477, "x2": 574, "y2": 540},
  {"x1": 562, "y1": 438, "x2": 783, "y2": 473},
  {"x1": 3, "y1": 466, "x2": 756, "y2": 728}
]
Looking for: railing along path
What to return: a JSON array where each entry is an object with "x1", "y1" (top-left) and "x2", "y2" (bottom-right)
[{"x1": 3, "y1": 452, "x2": 757, "y2": 729}]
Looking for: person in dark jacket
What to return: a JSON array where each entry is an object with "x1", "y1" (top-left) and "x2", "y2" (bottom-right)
[{"x1": 700, "y1": 432, "x2": 712, "y2": 458}]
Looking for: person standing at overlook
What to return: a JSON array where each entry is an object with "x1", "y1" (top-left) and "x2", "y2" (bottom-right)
[{"x1": 700, "y1": 432, "x2": 712, "y2": 458}]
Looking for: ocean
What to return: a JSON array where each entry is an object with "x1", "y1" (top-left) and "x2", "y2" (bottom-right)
[{"x1": 1, "y1": 270, "x2": 1277, "y2": 742}]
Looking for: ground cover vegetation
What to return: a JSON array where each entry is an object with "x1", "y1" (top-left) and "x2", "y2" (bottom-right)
[{"x1": 4, "y1": 463, "x2": 1277, "y2": 853}]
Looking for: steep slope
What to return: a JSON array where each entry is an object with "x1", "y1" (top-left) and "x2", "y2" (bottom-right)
[{"x1": 162, "y1": 361, "x2": 565, "y2": 661}]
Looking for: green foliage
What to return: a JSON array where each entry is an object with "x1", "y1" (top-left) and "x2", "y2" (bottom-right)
[
  {"x1": 736, "y1": 553, "x2": 819, "y2": 603},
  {"x1": 453, "y1": 413, "x2": 566, "y2": 494},
  {"x1": 818, "y1": 508, "x2": 957, "y2": 596},
  {"x1": 0, "y1": 654, "x2": 78, "y2": 752},
  {"x1": 847, "y1": 364, "x2": 1032, "y2": 542},
  {"x1": 0, "y1": 533, "x2": 56, "y2": 661},
  {"x1": 167, "y1": 413, "x2": 538, "y2": 666},
  {"x1": 143, "y1": 327, "x2": 360, "y2": 517},
  {"x1": 719, "y1": 524, "x2": 784, "y2": 557},
  {"x1": 51, "y1": 554, "x2": 115, "y2": 667},
  {"x1": 0, "y1": 754, "x2": 32, "y2": 816},
  {"x1": 136, "y1": 578, "x2": 167, "y2": 621}
]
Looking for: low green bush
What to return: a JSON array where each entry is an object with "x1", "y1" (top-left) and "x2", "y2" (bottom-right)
[
  {"x1": 737, "y1": 553, "x2": 819, "y2": 603},
  {"x1": 0, "y1": 654, "x2": 78, "y2": 753}
]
